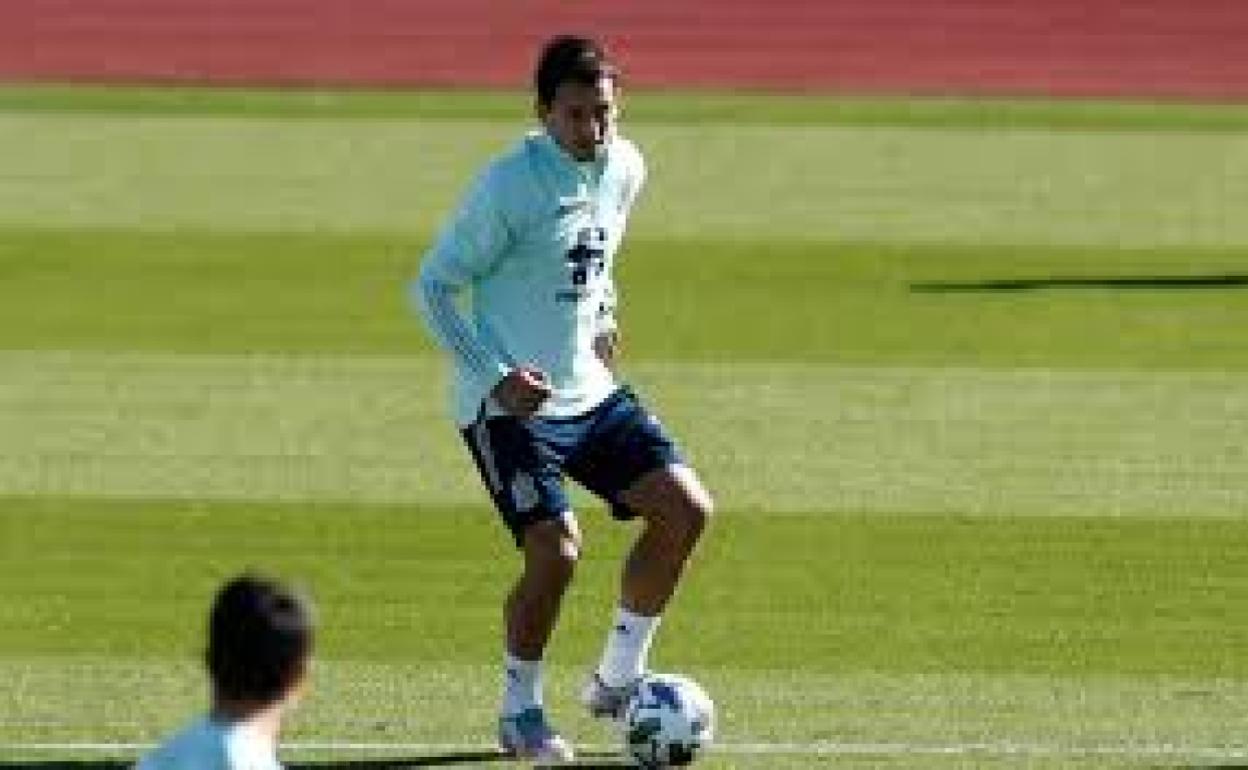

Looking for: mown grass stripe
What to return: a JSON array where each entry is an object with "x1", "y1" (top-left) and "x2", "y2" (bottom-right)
[
  {"x1": 4, "y1": 114, "x2": 1248, "y2": 247},
  {"x1": 3, "y1": 351, "x2": 1246, "y2": 515},
  {"x1": 8, "y1": 84, "x2": 1248, "y2": 132},
  {"x1": 5, "y1": 740, "x2": 1248, "y2": 760},
  {"x1": 6, "y1": 661, "x2": 1248, "y2": 754}
]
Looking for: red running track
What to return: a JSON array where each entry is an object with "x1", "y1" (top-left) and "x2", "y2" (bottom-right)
[{"x1": 3, "y1": 0, "x2": 1248, "y2": 100}]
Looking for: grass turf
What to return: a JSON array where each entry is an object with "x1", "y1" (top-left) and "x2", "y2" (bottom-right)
[
  {"x1": 9, "y1": 82, "x2": 1248, "y2": 131},
  {"x1": 4, "y1": 229, "x2": 1248, "y2": 369},
  {"x1": 4, "y1": 498, "x2": 1248, "y2": 767},
  {"x1": 5, "y1": 497, "x2": 1248, "y2": 676},
  {"x1": 2, "y1": 84, "x2": 1248, "y2": 766}
]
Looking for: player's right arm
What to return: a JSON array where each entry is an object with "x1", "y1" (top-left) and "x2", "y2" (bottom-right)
[{"x1": 412, "y1": 166, "x2": 551, "y2": 417}]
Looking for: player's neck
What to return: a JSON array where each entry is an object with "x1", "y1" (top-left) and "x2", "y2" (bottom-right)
[
  {"x1": 211, "y1": 697, "x2": 285, "y2": 740},
  {"x1": 542, "y1": 130, "x2": 608, "y2": 168}
]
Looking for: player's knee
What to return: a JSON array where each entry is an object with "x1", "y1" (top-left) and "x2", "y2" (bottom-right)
[
  {"x1": 555, "y1": 531, "x2": 582, "y2": 569},
  {"x1": 523, "y1": 517, "x2": 582, "y2": 581},
  {"x1": 658, "y1": 493, "x2": 712, "y2": 553},
  {"x1": 676, "y1": 467, "x2": 714, "y2": 542},
  {"x1": 682, "y1": 492, "x2": 713, "y2": 544},
  {"x1": 528, "y1": 542, "x2": 579, "y2": 587}
]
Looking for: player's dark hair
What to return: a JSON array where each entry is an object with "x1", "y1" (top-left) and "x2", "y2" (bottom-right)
[
  {"x1": 205, "y1": 573, "x2": 314, "y2": 704},
  {"x1": 534, "y1": 35, "x2": 617, "y2": 106}
]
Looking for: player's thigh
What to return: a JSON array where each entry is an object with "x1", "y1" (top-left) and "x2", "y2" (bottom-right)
[
  {"x1": 566, "y1": 388, "x2": 700, "y2": 523},
  {"x1": 619, "y1": 463, "x2": 714, "y2": 537}
]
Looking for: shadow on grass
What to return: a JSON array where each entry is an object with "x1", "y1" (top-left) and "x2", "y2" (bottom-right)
[
  {"x1": 0, "y1": 765, "x2": 132, "y2": 769},
  {"x1": 294, "y1": 748, "x2": 630, "y2": 768},
  {"x1": 910, "y1": 274, "x2": 1248, "y2": 293},
  {"x1": 291, "y1": 751, "x2": 507, "y2": 768},
  {"x1": 289, "y1": 749, "x2": 631, "y2": 768},
  {"x1": 0, "y1": 749, "x2": 632, "y2": 769},
  {"x1": 0, "y1": 758, "x2": 510, "y2": 770}
]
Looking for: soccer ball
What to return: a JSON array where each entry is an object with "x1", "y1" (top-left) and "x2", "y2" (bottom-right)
[{"x1": 623, "y1": 673, "x2": 715, "y2": 767}]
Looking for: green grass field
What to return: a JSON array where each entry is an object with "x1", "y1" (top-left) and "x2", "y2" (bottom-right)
[{"x1": 2, "y1": 84, "x2": 1248, "y2": 768}]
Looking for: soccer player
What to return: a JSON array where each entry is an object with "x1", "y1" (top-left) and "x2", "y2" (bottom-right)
[
  {"x1": 136, "y1": 574, "x2": 315, "y2": 770},
  {"x1": 413, "y1": 35, "x2": 714, "y2": 761}
]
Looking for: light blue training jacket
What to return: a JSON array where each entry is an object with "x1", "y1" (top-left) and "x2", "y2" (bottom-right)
[{"x1": 414, "y1": 130, "x2": 646, "y2": 426}]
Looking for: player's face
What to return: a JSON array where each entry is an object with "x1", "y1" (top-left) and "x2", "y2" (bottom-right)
[{"x1": 540, "y1": 77, "x2": 618, "y2": 162}]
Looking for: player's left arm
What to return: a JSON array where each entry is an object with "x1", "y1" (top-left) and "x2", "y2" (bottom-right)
[
  {"x1": 592, "y1": 280, "x2": 619, "y2": 370},
  {"x1": 593, "y1": 141, "x2": 646, "y2": 371}
]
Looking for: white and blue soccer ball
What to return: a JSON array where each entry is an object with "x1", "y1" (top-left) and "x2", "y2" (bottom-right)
[{"x1": 623, "y1": 673, "x2": 715, "y2": 767}]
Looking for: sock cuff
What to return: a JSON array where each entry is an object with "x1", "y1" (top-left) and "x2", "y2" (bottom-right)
[
  {"x1": 505, "y1": 651, "x2": 543, "y2": 671},
  {"x1": 615, "y1": 605, "x2": 661, "y2": 632}
]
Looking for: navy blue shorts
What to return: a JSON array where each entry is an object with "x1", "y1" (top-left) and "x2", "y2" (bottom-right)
[{"x1": 461, "y1": 386, "x2": 683, "y2": 546}]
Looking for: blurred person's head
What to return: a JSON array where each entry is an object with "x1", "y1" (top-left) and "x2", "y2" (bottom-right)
[
  {"x1": 535, "y1": 35, "x2": 619, "y2": 161},
  {"x1": 206, "y1": 573, "x2": 314, "y2": 714}
]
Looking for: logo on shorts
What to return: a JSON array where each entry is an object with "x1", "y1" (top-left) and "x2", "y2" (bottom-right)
[{"x1": 511, "y1": 471, "x2": 541, "y2": 513}]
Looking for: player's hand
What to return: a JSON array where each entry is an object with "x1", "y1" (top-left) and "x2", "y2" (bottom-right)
[
  {"x1": 593, "y1": 330, "x2": 619, "y2": 371},
  {"x1": 491, "y1": 365, "x2": 553, "y2": 418}
]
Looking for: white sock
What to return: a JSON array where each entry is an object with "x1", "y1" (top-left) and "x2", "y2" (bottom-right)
[
  {"x1": 502, "y1": 652, "x2": 543, "y2": 716},
  {"x1": 595, "y1": 606, "x2": 661, "y2": 688}
]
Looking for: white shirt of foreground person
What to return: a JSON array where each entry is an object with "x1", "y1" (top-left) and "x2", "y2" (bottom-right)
[{"x1": 135, "y1": 715, "x2": 281, "y2": 770}]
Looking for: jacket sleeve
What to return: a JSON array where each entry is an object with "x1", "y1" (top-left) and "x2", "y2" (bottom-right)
[
  {"x1": 599, "y1": 142, "x2": 646, "y2": 337},
  {"x1": 411, "y1": 165, "x2": 513, "y2": 393}
]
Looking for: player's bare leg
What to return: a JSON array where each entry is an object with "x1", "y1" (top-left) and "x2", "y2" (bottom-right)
[
  {"x1": 499, "y1": 515, "x2": 580, "y2": 761},
  {"x1": 508, "y1": 516, "x2": 581, "y2": 658},
  {"x1": 585, "y1": 464, "x2": 713, "y2": 718},
  {"x1": 618, "y1": 465, "x2": 712, "y2": 614}
]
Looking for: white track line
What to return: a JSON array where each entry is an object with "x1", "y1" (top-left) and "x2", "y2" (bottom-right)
[{"x1": 4, "y1": 741, "x2": 1248, "y2": 760}]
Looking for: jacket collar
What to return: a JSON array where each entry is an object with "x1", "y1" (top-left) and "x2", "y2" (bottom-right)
[{"x1": 530, "y1": 130, "x2": 611, "y2": 179}]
